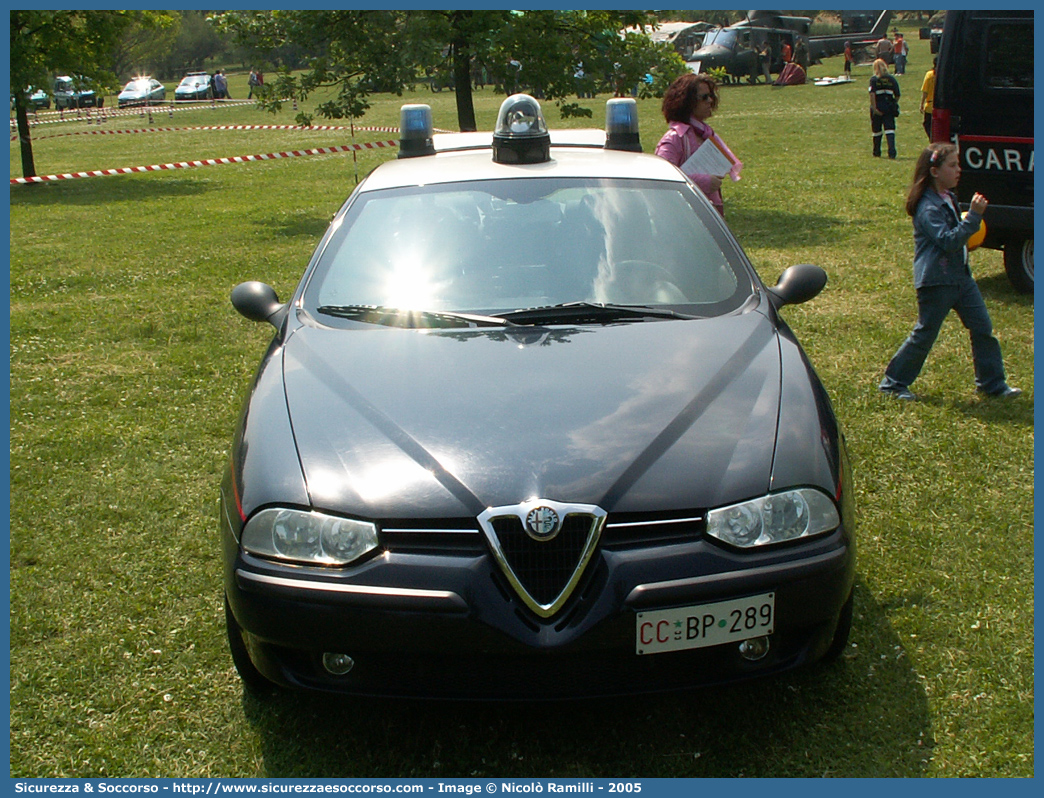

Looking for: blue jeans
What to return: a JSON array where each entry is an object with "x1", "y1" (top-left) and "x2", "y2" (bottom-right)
[{"x1": 880, "y1": 280, "x2": 1008, "y2": 394}]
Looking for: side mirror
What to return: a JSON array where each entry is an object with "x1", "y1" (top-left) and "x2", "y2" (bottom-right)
[
  {"x1": 766, "y1": 264, "x2": 827, "y2": 310},
  {"x1": 231, "y1": 281, "x2": 288, "y2": 328}
]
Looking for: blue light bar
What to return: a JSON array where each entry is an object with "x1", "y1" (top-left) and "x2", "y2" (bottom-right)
[
  {"x1": 604, "y1": 98, "x2": 641, "y2": 152},
  {"x1": 398, "y1": 104, "x2": 435, "y2": 159}
]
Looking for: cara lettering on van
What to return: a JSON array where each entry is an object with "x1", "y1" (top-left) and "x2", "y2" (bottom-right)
[{"x1": 963, "y1": 145, "x2": 1034, "y2": 173}]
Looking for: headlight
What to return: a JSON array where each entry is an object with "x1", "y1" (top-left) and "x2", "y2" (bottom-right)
[
  {"x1": 706, "y1": 488, "x2": 840, "y2": 549},
  {"x1": 241, "y1": 508, "x2": 379, "y2": 566}
]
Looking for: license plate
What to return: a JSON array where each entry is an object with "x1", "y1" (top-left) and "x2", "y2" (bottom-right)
[{"x1": 636, "y1": 593, "x2": 774, "y2": 655}]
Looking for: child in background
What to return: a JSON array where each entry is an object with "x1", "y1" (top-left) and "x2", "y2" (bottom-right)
[{"x1": 879, "y1": 143, "x2": 1021, "y2": 400}]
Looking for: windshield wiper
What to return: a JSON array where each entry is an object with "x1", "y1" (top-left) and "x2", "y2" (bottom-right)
[
  {"x1": 316, "y1": 305, "x2": 517, "y2": 328},
  {"x1": 493, "y1": 302, "x2": 696, "y2": 325}
]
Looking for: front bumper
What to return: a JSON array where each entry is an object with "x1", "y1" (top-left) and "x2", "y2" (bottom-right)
[
  {"x1": 222, "y1": 500, "x2": 854, "y2": 699},
  {"x1": 57, "y1": 95, "x2": 97, "y2": 109}
]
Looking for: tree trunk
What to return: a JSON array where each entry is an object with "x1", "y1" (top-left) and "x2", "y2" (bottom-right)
[
  {"x1": 447, "y1": 11, "x2": 477, "y2": 132},
  {"x1": 452, "y1": 40, "x2": 477, "y2": 132},
  {"x1": 14, "y1": 98, "x2": 37, "y2": 179}
]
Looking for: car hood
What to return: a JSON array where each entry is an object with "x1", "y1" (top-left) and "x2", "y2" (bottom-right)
[{"x1": 280, "y1": 311, "x2": 782, "y2": 519}]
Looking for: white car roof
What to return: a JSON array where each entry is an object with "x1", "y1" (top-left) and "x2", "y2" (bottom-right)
[{"x1": 359, "y1": 132, "x2": 688, "y2": 193}]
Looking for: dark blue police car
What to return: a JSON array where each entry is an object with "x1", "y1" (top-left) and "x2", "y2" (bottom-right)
[{"x1": 221, "y1": 95, "x2": 855, "y2": 698}]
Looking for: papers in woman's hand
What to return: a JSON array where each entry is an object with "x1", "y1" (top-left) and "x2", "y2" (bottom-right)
[{"x1": 681, "y1": 137, "x2": 738, "y2": 180}]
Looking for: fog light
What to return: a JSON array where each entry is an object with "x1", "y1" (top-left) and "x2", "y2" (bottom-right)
[
  {"x1": 322, "y1": 652, "x2": 355, "y2": 675},
  {"x1": 738, "y1": 636, "x2": 770, "y2": 661}
]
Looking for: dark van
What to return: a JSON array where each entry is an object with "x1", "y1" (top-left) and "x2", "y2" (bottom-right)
[{"x1": 931, "y1": 10, "x2": 1033, "y2": 294}]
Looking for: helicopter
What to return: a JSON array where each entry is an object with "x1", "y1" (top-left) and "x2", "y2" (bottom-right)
[{"x1": 686, "y1": 10, "x2": 892, "y2": 83}]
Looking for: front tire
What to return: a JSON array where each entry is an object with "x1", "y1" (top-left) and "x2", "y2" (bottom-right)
[
  {"x1": 225, "y1": 596, "x2": 278, "y2": 694},
  {"x1": 1003, "y1": 237, "x2": 1033, "y2": 294}
]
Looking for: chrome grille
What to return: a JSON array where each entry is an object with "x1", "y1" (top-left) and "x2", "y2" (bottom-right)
[
  {"x1": 489, "y1": 515, "x2": 592, "y2": 606},
  {"x1": 377, "y1": 511, "x2": 700, "y2": 556},
  {"x1": 379, "y1": 519, "x2": 485, "y2": 555},
  {"x1": 478, "y1": 500, "x2": 606, "y2": 619},
  {"x1": 602, "y1": 512, "x2": 704, "y2": 549}
]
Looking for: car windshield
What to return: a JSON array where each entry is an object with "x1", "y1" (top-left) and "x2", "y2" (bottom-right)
[
  {"x1": 180, "y1": 76, "x2": 206, "y2": 88},
  {"x1": 303, "y1": 177, "x2": 751, "y2": 320},
  {"x1": 124, "y1": 81, "x2": 148, "y2": 92}
]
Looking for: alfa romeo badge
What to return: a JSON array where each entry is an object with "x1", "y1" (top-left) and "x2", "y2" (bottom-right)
[{"x1": 525, "y1": 506, "x2": 561, "y2": 540}]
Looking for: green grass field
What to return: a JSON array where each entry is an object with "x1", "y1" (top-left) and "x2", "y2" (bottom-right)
[{"x1": 9, "y1": 26, "x2": 1034, "y2": 778}]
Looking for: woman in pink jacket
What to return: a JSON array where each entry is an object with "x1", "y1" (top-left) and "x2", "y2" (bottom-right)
[{"x1": 654, "y1": 73, "x2": 742, "y2": 217}]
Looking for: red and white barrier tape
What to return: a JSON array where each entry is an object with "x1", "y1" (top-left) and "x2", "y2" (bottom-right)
[
  {"x1": 11, "y1": 99, "x2": 417, "y2": 132},
  {"x1": 10, "y1": 140, "x2": 399, "y2": 185},
  {"x1": 9, "y1": 100, "x2": 253, "y2": 129},
  {"x1": 21, "y1": 123, "x2": 407, "y2": 142}
]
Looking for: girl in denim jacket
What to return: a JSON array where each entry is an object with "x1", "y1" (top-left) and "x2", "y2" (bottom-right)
[{"x1": 879, "y1": 143, "x2": 1020, "y2": 400}]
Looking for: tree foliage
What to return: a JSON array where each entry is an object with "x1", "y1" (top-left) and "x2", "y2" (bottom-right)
[
  {"x1": 11, "y1": 10, "x2": 134, "y2": 92},
  {"x1": 10, "y1": 10, "x2": 139, "y2": 178},
  {"x1": 108, "y1": 12, "x2": 179, "y2": 83},
  {"x1": 214, "y1": 10, "x2": 687, "y2": 131},
  {"x1": 214, "y1": 11, "x2": 414, "y2": 122},
  {"x1": 106, "y1": 11, "x2": 228, "y2": 82}
]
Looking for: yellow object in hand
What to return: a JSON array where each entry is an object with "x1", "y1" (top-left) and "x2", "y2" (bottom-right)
[{"x1": 963, "y1": 211, "x2": 987, "y2": 250}]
